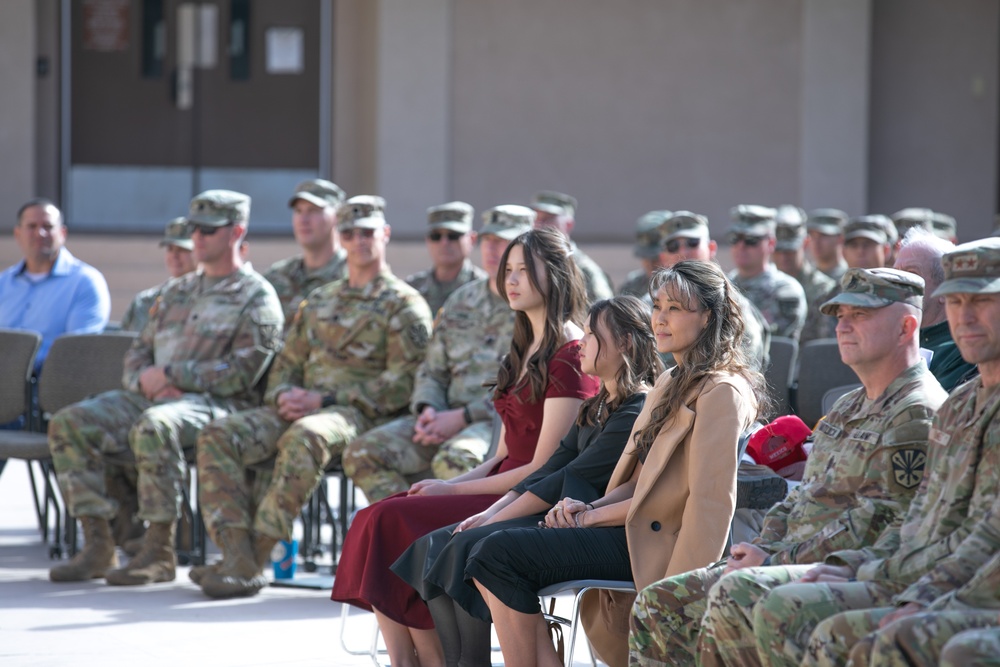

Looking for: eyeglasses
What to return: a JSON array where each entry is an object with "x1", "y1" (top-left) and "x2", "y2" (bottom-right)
[
  {"x1": 663, "y1": 237, "x2": 702, "y2": 254},
  {"x1": 427, "y1": 231, "x2": 464, "y2": 243},
  {"x1": 340, "y1": 228, "x2": 376, "y2": 241},
  {"x1": 189, "y1": 222, "x2": 233, "y2": 236},
  {"x1": 729, "y1": 234, "x2": 764, "y2": 247}
]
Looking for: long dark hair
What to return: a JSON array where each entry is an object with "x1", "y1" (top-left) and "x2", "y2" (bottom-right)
[
  {"x1": 633, "y1": 260, "x2": 766, "y2": 455},
  {"x1": 492, "y1": 227, "x2": 588, "y2": 403},
  {"x1": 577, "y1": 296, "x2": 664, "y2": 427}
]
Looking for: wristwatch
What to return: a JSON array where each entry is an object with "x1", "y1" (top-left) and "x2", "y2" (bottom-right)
[
  {"x1": 321, "y1": 394, "x2": 336, "y2": 409},
  {"x1": 462, "y1": 405, "x2": 473, "y2": 425}
]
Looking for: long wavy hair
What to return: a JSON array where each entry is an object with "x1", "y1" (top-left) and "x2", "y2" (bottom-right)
[
  {"x1": 492, "y1": 227, "x2": 588, "y2": 403},
  {"x1": 633, "y1": 260, "x2": 767, "y2": 455},
  {"x1": 578, "y1": 296, "x2": 664, "y2": 427}
]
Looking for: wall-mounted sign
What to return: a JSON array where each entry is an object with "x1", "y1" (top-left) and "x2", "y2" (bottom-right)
[
  {"x1": 266, "y1": 27, "x2": 304, "y2": 74},
  {"x1": 82, "y1": 0, "x2": 130, "y2": 52}
]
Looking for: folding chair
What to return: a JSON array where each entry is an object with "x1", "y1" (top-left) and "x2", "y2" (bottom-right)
[
  {"x1": 792, "y1": 339, "x2": 858, "y2": 428},
  {"x1": 822, "y1": 383, "x2": 862, "y2": 415},
  {"x1": 764, "y1": 336, "x2": 798, "y2": 416},
  {"x1": 0, "y1": 331, "x2": 137, "y2": 556}
]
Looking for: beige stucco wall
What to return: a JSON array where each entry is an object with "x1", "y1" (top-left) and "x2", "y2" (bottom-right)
[
  {"x1": 868, "y1": 0, "x2": 999, "y2": 242},
  {"x1": 449, "y1": 0, "x2": 805, "y2": 241},
  {"x1": 0, "y1": 0, "x2": 36, "y2": 231}
]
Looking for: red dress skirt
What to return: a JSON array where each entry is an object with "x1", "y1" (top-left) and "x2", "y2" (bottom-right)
[{"x1": 330, "y1": 340, "x2": 598, "y2": 629}]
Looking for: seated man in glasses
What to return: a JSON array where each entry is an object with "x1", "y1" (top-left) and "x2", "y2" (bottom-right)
[
  {"x1": 406, "y1": 202, "x2": 487, "y2": 316},
  {"x1": 727, "y1": 205, "x2": 807, "y2": 341},
  {"x1": 192, "y1": 195, "x2": 433, "y2": 599},
  {"x1": 658, "y1": 211, "x2": 769, "y2": 370}
]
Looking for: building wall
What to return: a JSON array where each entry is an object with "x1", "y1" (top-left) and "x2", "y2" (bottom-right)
[
  {"x1": 450, "y1": 0, "x2": 805, "y2": 240},
  {"x1": 868, "y1": 0, "x2": 999, "y2": 241},
  {"x1": 0, "y1": 0, "x2": 36, "y2": 231}
]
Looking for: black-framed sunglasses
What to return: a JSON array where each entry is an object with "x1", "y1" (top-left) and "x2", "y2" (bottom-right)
[
  {"x1": 340, "y1": 227, "x2": 376, "y2": 241},
  {"x1": 729, "y1": 234, "x2": 764, "y2": 247},
  {"x1": 427, "y1": 231, "x2": 464, "y2": 242},
  {"x1": 189, "y1": 222, "x2": 234, "y2": 236},
  {"x1": 663, "y1": 237, "x2": 702, "y2": 254}
]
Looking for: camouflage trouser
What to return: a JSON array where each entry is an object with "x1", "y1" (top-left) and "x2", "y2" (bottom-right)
[
  {"x1": 697, "y1": 564, "x2": 813, "y2": 667},
  {"x1": 342, "y1": 416, "x2": 491, "y2": 502},
  {"x1": 799, "y1": 606, "x2": 894, "y2": 666},
  {"x1": 940, "y1": 625, "x2": 1000, "y2": 667},
  {"x1": 49, "y1": 389, "x2": 223, "y2": 523},
  {"x1": 745, "y1": 578, "x2": 902, "y2": 667},
  {"x1": 628, "y1": 563, "x2": 727, "y2": 666},
  {"x1": 197, "y1": 405, "x2": 373, "y2": 543},
  {"x1": 824, "y1": 609, "x2": 1000, "y2": 667}
]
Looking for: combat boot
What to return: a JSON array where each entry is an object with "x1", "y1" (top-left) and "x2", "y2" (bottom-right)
[
  {"x1": 49, "y1": 516, "x2": 118, "y2": 582},
  {"x1": 105, "y1": 521, "x2": 176, "y2": 586},
  {"x1": 199, "y1": 528, "x2": 267, "y2": 599},
  {"x1": 252, "y1": 533, "x2": 279, "y2": 571},
  {"x1": 188, "y1": 560, "x2": 221, "y2": 585}
]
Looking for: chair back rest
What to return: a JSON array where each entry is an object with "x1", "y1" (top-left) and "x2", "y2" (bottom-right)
[
  {"x1": 822, "y1": 383, "x2": 863, "y2": 415},
  {"x1": 0, "y1": 329, "x2": 42, "y2": 423},
  {"x1": 37, "y1": 331, "x2": 138, "y2": 416},
  {"x1": 794, "y1": 338, "x2": 858, "y2": 428},
  {"x1": 764, "y1": 337, "x2": 798, "y2": 416}
]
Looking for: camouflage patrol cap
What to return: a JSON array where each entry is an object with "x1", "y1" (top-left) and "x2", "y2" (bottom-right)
[
  {"x1": 479, "y1": 205, "x2": 535, "y2": 240},
  {"x1": 660, "y1": 211, "x2": 709, "y2": 243},
  {"x1": 891, "y1": 207, "x2": 934, "y2": 238},
  {"x1": 634, "y1": 210, "x2": 672, "y2": 258},
  {"x1": 931, "y1": 211, "x2": 958, "y2": 241},
  {"x1": 337, "y1": 195, "x2": 387, "y2": 230},
  {"x1": 933, "y1": 238, "x2": 1000, "y2": 297},
  {"x1": 774, "y1": 205, "x2": 807, "y2": 251},
  {"x1": 820, "y1": 267, "x2": 924, "y2": 315},
  {"x1": 187, "y1": 190, "x2": 251, "y2": 227},
  {"x1": 844, "y1": 215, "x2": 892, "y2": 245},
  {"x1": 159, "y1": 217, "x2": 193, "y2": 250},
  {"x1": 288, "y1": 179, "x2": 346, "y2": 209},
  {"x1": 426, "y1": 201, "x2": 474, "y2": 233},
  {"x1": 728, "y1": 204, "x2": 776, "y2": 238},
  {"x1": 807, "y1": 208, "x2": 848, "y2": 236},
  {"x1": 531, "y1": 191, "x2": 577, "y2": 217}
]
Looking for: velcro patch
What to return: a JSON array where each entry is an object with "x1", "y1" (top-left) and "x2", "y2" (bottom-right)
[
  {"x1": 928, "y1": 428, "x2": 950, "y2": 447},
  {"x1": 848, "y1": 429, "x2": 880, "y2": 445},
  {"x1": 817, "y1": 420, "x2": 842, "y2": 439},
  {"x1": 891, "y1": 448, "x2": 927, "y2": 489}
]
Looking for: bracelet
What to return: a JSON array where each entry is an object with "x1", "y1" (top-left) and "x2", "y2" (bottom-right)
[
  {"x1": 462, "y1": 405, "x2": 473, "y2": 425},
  {"x1": 586, "y1": 503, "x2": 595, "y2": 510},
  {"x1": 574, "y1": 510, "x2": 585, "y2": 529}
]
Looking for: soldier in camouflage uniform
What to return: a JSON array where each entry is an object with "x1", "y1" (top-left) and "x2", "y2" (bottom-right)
[
  {"x1": 48, "y1": 190, "x2": 284, "y2": 587},
  {"x1": 745, "y1": 238, "x2": 1000, "y2": 667},
  {"x1": 618, "y1": 210, "x2": 671, "y2": 299},
  {"x1": 628, "y1": 268, "x2": 944, "y2": 667},
  {"x1": 343, "y1": 206, "x2": 529, "y2": 502},
  {"x1": 709, "y1": 238, "x2": 1000, "y2": 667},
  {"x1": 530, "y1": 190, "x2": 615, "y2": 303},
  {"x1": 727, "y1": 205, "x2": 807, "y2": 340},
  {"x1": 405, "y1": 201, "x2": 488, "y2": 315},
  {"x1": 806, "y1": 208, "x2": 849, "y2": 283},
  {"x1": 932, "y1": 210, "x2": 958, "y2": 243},
  {"x1": 120, "y1": 218, "x2": 196, "y2": 333},
  {"x1": 658, "y1": 211, "x2": 770, "y2": 370},
  {"x1": 193, "y1": 195, "x2": 432, "y2": 599},
  {"x1": 263, "y1": 179, "x2": 348, "y2": 333},
  {"x1": 843, "y1": 214, "x2": 894, "y2": 270},
  {"x1": 772, "y1": 206, "x2": 839, "y2": 344}
]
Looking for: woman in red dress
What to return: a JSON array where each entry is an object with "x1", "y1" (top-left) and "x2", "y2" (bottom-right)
[{"x1": 331, "y1": 226, "x2": 599, "y2": 667}]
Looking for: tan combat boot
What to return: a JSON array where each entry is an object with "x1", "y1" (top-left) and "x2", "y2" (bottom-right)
[
  {"x1": 105, "y1": 522, "x2": 176, "y2": 586},
  {"x1": 199, "y1": 528, "x2": 267, "y2": 599},
  {"x1": 49, "y1": 516, "x2": 118, "y2": 582},
  {"x1": 188, "y1": 560, "x2": 221, "y2": 585},
  {"x1": 252, "y1": 533, "x2": 279, "y2": 571}
]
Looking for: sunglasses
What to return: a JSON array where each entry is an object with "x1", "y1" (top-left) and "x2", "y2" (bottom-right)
[
  {"x1": 189, "y1": 222, "x2": 233, "y2": 236},
  {"x1": 663, "y1": 237, "x2": 702, "y2": 254},
  {"x1": 427, "y1": 231, "x2": 464, "y2": 242},
  {"x1": 729, "y1": 234, "x2": 764, "y2": 247},
  {"x1": 340, "y1": 228, "x2": 376, "y2": 241}
]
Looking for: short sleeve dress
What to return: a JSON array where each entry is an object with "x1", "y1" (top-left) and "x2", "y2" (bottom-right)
[{"x1": 330, "y1": 339, "x2": 599, "y2": 629}]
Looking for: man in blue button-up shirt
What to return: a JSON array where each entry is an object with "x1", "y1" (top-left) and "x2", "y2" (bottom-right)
[{"x1": 0, "y1": 198, "x2": 111, "y2": 368}]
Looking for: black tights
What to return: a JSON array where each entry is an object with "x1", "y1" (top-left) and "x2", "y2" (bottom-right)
[{"x1": 426, "y1": 595, "x2": 493, "y2": 667}]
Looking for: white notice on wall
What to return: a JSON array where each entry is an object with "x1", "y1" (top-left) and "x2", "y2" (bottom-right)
[{"x1": 266, "y1": 27, "x2": 304, "y2": 74}]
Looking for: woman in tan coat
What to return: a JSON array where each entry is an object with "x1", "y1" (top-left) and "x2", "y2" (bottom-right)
[{"x1": 468, "y1": 260, "x2": 766, "y2": 667}]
